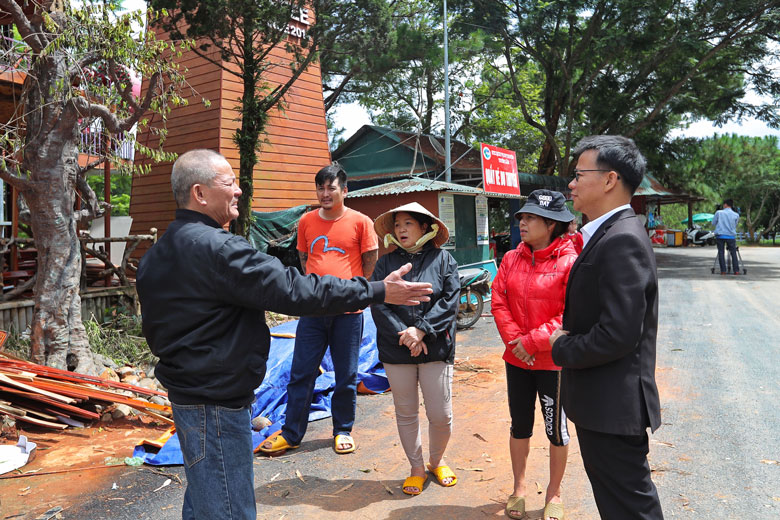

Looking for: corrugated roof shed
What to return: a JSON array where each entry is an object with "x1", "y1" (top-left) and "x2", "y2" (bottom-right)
[{"x1": 347, "y1": 177, "x2": 501, "y2": 198}]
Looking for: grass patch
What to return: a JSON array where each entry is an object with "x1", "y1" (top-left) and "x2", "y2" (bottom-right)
[
  {"x1": 3, "y1": 309, "x2": 296, "y2": 366},
  {"x1": 85, "y1": 313, "x2": 157, "y2": 367},
  {"x1": 2, "y1": 331, "x2": 31, "y2": 359}
]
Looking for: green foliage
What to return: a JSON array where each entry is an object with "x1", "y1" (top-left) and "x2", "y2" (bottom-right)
[
  {"x1": 0, "y1": 1, "x2": 194, "y2": 180},
  {"x1": 319, "y1": 0, "x2": 395, "y2": 112},
  {"x1": 1, "y1": 311, "x2": 154, "y2": 366},
  {"x1": 86, "y1": 174, "x2": 132, "y2": 216},
  {"x1": 467, "y1": 61, "x2": 545, "y2": 172},
  {"x1": 328, "y1": 0, "x2": 500, "y2": 144},
  {"x1": 84, "y1": 314, "x2": 156, "y2": 367},
  {"x1": 148, "y1": 0, "x2": 330, "y2": 237},
  {"x1": 662, "y1": 134, "x2": 780, "y2": 240},
  {"x1": 452, "y1": 0, "x2": 780, "y2": 175}
]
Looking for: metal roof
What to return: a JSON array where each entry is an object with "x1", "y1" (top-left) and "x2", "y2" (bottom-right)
[
  {"x1": 347, "y1": 177, "x2": 523, "y2": 199},
  {"x1": 634, "y1": 173, "x2": 704, "y2": 204}
]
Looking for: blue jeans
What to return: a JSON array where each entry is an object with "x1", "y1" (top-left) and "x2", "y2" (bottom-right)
[
  {"x1": 281, "y1": 314, "x2": 363, "y2": 444},
  {"x1": 716, "y1": 237, "x2": 739, "y2": 273},
  {"x1": 172, "y1": 403, "x2": 255, "y2": 520}
]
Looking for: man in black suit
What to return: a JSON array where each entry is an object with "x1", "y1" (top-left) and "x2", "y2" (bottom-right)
[{"x1": 549, "y1": 136, "x2": 664, "y2": 519}]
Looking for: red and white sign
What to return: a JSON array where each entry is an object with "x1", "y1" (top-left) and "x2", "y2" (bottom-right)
[{"x1": 480, "y1": 143, "x2": 520, "y2": 195}]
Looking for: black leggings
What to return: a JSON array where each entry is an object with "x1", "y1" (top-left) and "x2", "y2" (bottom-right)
[{"x1": 505, "y1": 362, "x2": 569, "y2": 447}]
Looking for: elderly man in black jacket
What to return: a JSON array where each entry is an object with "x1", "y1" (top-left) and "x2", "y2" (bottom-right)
[
  {"x1": 549, "y1": 136, "x2": 664, "y2": 519},
  {"x1": 136, "y1": 149, "x2": 432, "y2": 520}
]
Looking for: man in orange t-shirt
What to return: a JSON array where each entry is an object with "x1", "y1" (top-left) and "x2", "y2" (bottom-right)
[{"x1": 259, "y1": 163, "x2": 378, "y2": 455}]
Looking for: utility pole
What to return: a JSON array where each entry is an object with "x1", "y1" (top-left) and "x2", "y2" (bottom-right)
[{"x1": 443, "y1": 0, "x2": 451, "y2": 182}]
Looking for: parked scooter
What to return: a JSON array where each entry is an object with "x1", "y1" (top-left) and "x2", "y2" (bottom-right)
[
  {"x1": 686, "y1": 223, "x2": 716, "y2": 246},
  {"x1": 456, "y1": 267, "x2": 491, "y2": 329}
]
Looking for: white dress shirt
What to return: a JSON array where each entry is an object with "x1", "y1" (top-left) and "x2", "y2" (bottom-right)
[{"x1": 581, "y1": 204, "x2": 632, "y2": 248}]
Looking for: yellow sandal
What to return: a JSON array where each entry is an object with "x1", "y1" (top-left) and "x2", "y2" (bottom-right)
[
  {"x1": 333, "y1": 434, "x2": 356, "y2": 454},
  {"x1": 426, "y1": 463, "x2": 457, "y2": 487},
  {"x1": 402, "y1": 475, "x2": 427, "y2": 495},
  {"x1": 255, "y1": 431, "x2": 299, "y2": 455}
]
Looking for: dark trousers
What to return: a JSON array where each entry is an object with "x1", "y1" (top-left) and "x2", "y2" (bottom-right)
[
  {"x1": 716, "y1": 237, "x2": 739, "y2": 274},
  {"x1": 172, "y1": 403, "x2": 255, "y2": 520},
  {"x1": 282, "y1": 314, "x2": 363, "y2": 444},
  {"x1": 576, "y1": 425, "x2": 664, "y2": 520}
]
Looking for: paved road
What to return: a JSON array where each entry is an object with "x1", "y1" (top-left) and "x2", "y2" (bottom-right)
[
  {"x1": 12, "y1": 246, "x2": 780, "y2": 519},
  {"x1": 650, "y1": 246, "x2": 780, "y2": 518}
]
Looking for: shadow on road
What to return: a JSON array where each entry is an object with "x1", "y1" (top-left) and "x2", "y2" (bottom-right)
[
  {"x1": 383, "y1": 503, "x2": 509, "y2": 519},
  {"x1": 256, "y1": 474, "x2": 505, "y2": 518},
  {"x1": 256, "y1": 475, "x2": 421, "y2": 510},
  {"x1": 655, "y1": 246, "x2": 780, "y2": 280}
]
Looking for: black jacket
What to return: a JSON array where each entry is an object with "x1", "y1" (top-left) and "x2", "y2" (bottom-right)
[
  {"x1": 137, "y1": 209, "x2": 385, "y2": 407},
  {"x1": 552, "y1": 208, "x2": 662, "y2": 435},
  {"x1": 370, "y1": 244, "x2": 459, "y2": 365}
]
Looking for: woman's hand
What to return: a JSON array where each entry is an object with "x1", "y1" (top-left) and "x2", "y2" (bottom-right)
[
  {"x1": 398, "y1": 327, "x2": 425, "y2": 347},
  {"x1": 509, "y1": 337, "x2": 534, "y2": 366},
  {"x1": 399, "y1": 327, "x2": 427, "y2": 356},
  {"x1": 409, "y1": 340, "x2": 427, "y2": 357}
]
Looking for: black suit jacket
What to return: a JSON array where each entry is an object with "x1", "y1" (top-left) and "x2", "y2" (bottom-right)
[{"x1": 552, "y1": 208, "x2": 661, "y2": 435}]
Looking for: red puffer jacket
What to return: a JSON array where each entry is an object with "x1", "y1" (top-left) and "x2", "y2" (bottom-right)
[{"x1": 492, "y1": 236, "x2": 578, "y2": 371}]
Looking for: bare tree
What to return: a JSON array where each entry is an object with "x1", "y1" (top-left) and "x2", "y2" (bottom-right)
[{"x1": 0, "y1": 0, "x2": 189, "y2": 373}]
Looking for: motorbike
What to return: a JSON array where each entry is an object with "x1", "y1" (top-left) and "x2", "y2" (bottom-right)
[
  {"x1": 686, "y1": 224, "x2": 716, "y2": 246},
  {"x1": 456, "y1": 267, "x2": 491, "y2": 329}
]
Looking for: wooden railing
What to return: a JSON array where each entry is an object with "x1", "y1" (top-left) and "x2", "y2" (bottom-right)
[{"x1": 0, "y1": 229, "x2": 157, "y2": 302}]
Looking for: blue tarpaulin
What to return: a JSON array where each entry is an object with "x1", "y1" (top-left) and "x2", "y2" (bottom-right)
[{"x1": 133, "y1": 310, "x2": 389, "y2": 465}]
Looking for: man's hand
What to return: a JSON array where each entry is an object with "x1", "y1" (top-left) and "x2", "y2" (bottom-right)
[
  {"x1": 383, "y1": 263, "x2": 432, "y2": 305},
  {"x1": 549, "y1": 328, "x2": 569, "y2": 348},
  {"x1": 509, "y1": 337, "x2": 534, "y2": 365}
]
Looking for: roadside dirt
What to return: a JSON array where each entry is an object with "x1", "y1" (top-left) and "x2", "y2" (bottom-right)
[
  {"x1": 0, "y1": 416, "x2": 171, "y2": 517},
  {"x1": 3, "y1": 320, "x2": 609, "y2": 519}
]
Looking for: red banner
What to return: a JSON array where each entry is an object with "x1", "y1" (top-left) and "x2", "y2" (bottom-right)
[{"x1": 480, "y1": 143, "x2": 520, "y2": 195}]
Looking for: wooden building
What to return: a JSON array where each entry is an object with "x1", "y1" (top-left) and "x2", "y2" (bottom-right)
[{"x1": 129, "y1": 14, "x2": 330, "y2": 248}]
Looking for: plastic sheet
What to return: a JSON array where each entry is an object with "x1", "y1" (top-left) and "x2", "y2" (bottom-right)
[{"x1": 133, "y1": 309, "x2": 388, "y2": 465}]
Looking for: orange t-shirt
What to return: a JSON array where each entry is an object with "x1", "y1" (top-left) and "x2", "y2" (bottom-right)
[{"x1": 297, "y1": 208, "x2": 378, "y2": 278}]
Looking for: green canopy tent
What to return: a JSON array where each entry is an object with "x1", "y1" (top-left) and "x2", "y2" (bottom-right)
[{"x1": 680, "y1": 213, "x2": 714, "y2": 225}]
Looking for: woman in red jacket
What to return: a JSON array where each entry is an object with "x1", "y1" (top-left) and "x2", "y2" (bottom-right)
[{"x1": 492, "y1": 190, "x2": 578, "y2": 520}]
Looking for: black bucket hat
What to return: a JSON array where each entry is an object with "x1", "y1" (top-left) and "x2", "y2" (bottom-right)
[{"x1": 514, "y1": 189, "x2": 574, "y2": 223}]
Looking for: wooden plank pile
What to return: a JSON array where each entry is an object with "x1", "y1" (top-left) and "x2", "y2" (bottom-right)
[{"x1": 0, "y1": 353, "x2": 172, "y2": 430}]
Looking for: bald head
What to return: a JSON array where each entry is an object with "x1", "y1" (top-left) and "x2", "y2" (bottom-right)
[{"x1": 171, "y1": 149, "x2": 228, "y2": 208}]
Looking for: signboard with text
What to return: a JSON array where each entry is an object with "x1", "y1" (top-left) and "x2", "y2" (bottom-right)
[
  {"x1": 480, "y1": 143, "x2": 521, "y2": 196},
  {"x1": 438, "y1": 194, "x2": 456, "y2": 249}
]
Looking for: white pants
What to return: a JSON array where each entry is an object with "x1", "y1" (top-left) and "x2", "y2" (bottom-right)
[{"x1": 384, "y1": 361, "x2": 453, "y2": 468}]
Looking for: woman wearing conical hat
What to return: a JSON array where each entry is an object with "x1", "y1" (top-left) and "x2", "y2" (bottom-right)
[{"x1": 370, "y1": 202, "x2": 460, "y2": 496}]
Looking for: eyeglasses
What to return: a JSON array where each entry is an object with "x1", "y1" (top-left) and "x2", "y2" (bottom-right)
[{"x1": 570, "y1": 169, "x2": 620, "y2": 182}]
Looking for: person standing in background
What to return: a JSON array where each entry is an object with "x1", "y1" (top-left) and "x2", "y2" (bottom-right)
[
  {"x1": 492, "y1": 190, "x2": 577, "y2": 520},
  {"x1": 259, "y1": 163, "x2": 378, "y2": 456},
  {"x1": 712, "y1": 199, "x2": 740, "y2": 275},
  {"x1": 550, "y1": 136, "x2": 664, "y2": 519},
  {"x1": 370, "y1": 203, "x2": 460, "y2": 496}
]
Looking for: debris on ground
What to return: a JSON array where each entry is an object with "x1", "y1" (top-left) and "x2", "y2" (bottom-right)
[
  {"x1": 0, "y1": 434, "x2": 36, "y2": 475},
  {"x1": 0, "y1": 353, "x2": 171, "y2": 431}
]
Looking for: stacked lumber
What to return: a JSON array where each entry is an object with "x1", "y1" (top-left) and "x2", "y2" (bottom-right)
[{"x1": 0, "y1": 353, "x2": 172, "y2": 429}]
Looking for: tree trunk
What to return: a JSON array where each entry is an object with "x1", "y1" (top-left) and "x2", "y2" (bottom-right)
[
  {"x1": 25, "y1": 149, "x2": 99, "y2": 375},
  {"x1": 234, "y1": 19, "x2": 263, "y2": 239}
]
